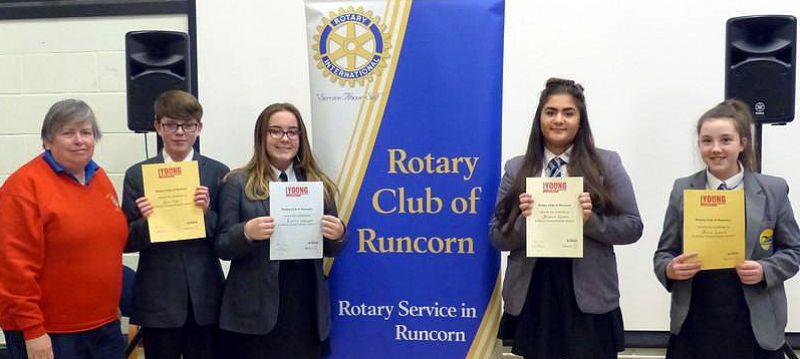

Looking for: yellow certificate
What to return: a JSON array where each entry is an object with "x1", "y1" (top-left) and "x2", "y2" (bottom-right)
[
  {"x1": 683, "y1": 189, "x2": 745, "y2": 269},
  {"x1": 526, "y1": 177, "x2": 583, "y2": 258},
  {"x1": 142, "y1": 161, "x2": 204, "y2": 242}
]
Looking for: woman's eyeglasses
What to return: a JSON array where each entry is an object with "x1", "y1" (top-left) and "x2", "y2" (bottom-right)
[{"x1": 267, "y1": 127, "x2": 300, "y2": 140}]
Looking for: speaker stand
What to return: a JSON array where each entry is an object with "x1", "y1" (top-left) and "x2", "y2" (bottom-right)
[{"x1": 754, "y1": 122, "x2": 762, "y2": 173}]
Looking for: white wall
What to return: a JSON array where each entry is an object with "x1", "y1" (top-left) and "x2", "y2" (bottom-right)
[
  {"x1": 0, "y1": 15, "x2": 186, "y2": 193},
  {"x1": 196, "y1": 2, "x2": 313, "y2": 170},
  {"x1": 197, "y1": 0, "x2": 800, "y2": 333}
]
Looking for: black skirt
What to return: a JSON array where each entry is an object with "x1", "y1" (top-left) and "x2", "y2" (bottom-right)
[
  {"x1": 223, "y1": 260, "x2": 329, "y2": 359},
  {"x1": 666, "y1": 269, "x2": 783, "y2": 359},
  {"x1": 499, "y1": 258, "x2": 625, "y2": 359}
]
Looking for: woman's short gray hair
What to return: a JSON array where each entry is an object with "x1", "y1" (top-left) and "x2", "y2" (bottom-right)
[{"x1": 40, "y1": 99, "x2": 101, "y2": 143}]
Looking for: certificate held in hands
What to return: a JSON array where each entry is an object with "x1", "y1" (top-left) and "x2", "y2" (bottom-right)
[
  {"x1": 142, "y1": 161, "x2": 205, "y2": 242},
  {"x1": 269, "y1": 181, "x2": 324, "y2": 260},
  {"x1": 683, "y1": 189, "x2": 745, "y2": 269},
  {"x1": 526, "y1": 177, "x2": 583, "y2": 258}
]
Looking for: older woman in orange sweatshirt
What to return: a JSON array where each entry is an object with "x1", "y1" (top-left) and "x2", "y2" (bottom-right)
[{"x1": 0, "y1": 99, "x2": 128, "y2": 359}]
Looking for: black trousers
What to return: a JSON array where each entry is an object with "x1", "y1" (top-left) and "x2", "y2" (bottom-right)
[
  {"x1": 3, "y1": 320, "x2": 124, "y2": 359},
  {"x1": 141, "y1": 309, "x2": 217, "y2": 359}
]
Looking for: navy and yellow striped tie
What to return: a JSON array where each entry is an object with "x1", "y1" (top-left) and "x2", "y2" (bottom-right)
[{"x1": 547, "y1": 157, "x2": 566, "y2": 178}]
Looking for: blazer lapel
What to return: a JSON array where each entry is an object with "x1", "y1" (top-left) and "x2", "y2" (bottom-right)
[
  {"x1": 682, "y1": 172, "x2": 706, "y2": 224},
  {"x1": 192, "y1": 151, "x2": 204, "y2": 168},
  {"x1": 192, "y1": 152, "x2": 207, "y2": 183},
  {"x1": 687, "y1": 170, "x2": 706, "y2": 189},
  {"x1": 743, "y1": 171, "x2": 766, "y2": 259},
  {"x1": 293, "y1": 164, "x2": 307, "y2": 182}
]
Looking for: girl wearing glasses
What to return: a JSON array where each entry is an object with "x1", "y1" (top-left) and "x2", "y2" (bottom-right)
[
  {"x1": 215, "y1": 103, "x2": 346, "y2": 359},
  {"x1": 653, "y1": 100, "x2": 800, "y2": 358},
  {"x1": 490, "y1": 78, "x2": 643, "y2": 359}
]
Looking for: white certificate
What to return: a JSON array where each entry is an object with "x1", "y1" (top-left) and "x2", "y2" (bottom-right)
[{"x1": 269, "y1": 181, "x2": 324, "y2": 260}]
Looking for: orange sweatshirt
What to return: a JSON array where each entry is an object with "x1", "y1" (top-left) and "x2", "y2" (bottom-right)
[{"x1": 0, "y1": 156, "x2": 127, "y2": 340}]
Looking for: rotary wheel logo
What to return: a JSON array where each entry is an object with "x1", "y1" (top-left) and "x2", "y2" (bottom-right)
[{"x1": 312, "y1": 6, "x2": 391, "y2": 87}]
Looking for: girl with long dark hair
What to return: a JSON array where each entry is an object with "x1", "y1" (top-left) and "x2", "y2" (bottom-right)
[{"x1": 491, "y1": 78, "x2": 643, "y2": 358}]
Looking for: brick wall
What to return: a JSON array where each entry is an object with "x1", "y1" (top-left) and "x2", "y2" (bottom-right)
[{"x1": 0, "y1": 15, "x2": 187, "y2": 193}]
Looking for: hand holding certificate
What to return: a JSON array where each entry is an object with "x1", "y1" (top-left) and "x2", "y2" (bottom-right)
[
  {"x1": 269, "y1": 181, "x2": 324, "y2": 260},
  {"x1": 142, "y1": 161, "x2": 205, "y2": 242},
  {"x1": 526, "y1": 177, "x2": 584, "y2": 258},
  {"x1": 683, "y1": 189, "x2": 745, "y2": 269}
]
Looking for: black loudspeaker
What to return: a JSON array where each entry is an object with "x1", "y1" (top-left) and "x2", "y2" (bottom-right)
[
  {"x1": 126, "y1": 31, "x2": 191, "y2": 132},
  {"x1": 726, "y1": 15, "x2": 796, "y2": 124}
]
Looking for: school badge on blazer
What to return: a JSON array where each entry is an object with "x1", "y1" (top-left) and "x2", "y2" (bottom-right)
[
  {"x1": 759, "y1": 228, "x2": 774, "y2": 251},
  {"x1": 312, "y1": 6, "x2": 391, "y2": 87}
]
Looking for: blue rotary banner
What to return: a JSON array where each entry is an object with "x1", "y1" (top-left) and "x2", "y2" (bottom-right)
[{"x1": 304, "y1": 1, "x2": 504, "y2": 357}]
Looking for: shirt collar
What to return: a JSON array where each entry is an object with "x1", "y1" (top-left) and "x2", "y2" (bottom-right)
[
  {"x1": 541, "y1": 145, "x2": 572, "y2": 176},
  {"x1": 163, "y1": 148, "x2": 194, "y2": 163},
  {"x1": 706, "y1": 162, "x2": 744, "y2": 190},
  {"x1": 270, "y1": 165, "x2": 297, "y2": 182},
  {"x1": 544, "y1": 145, "x2": 572, "y2": 164},
  {"x1": 42, "y1": 150, "x2": 100, "y2": 185}
]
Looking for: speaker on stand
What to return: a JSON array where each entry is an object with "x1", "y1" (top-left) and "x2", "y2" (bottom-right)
[
  {"x1": 725, "y1": 15, "x2": 796, "y2": 170},
  {"x1": 125, "y1": 30, "x2": 194, "y2": 154}
]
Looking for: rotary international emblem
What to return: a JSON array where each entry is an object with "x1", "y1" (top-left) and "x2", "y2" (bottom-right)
[{"x1": 312, "y1": 6, "x2": 391, "y2": 87}]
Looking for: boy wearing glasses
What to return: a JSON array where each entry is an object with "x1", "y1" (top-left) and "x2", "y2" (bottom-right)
[{"x1": 121, "y1": 90, "x2": 229, "y2": 359}]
